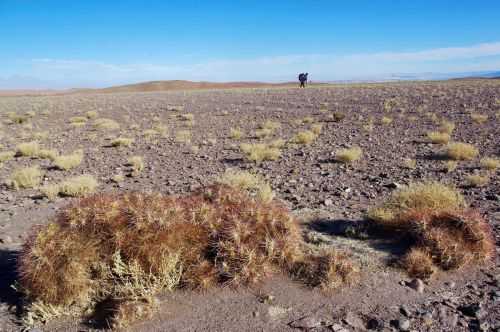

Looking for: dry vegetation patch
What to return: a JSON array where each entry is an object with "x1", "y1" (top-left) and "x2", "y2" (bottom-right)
[
  {"x1": 367, "y1": 182, "x2": 493, "y2": 279},
  {"x1": 335, "y1": 147, "x2": 363, "y2": 163},
  {"x1": 53, "y1": 150, "x2": 84, "y2": 170},
  {"x1": 18, "y1": 185, "x2": 357, "y2": 328},
  {"x1": 9, "y1": 166, "x2": 43, "y2": 189},
  {"x1": 240, "y1": 143, "x2": 281, "y2": 163},
  {"x1": 445, "y1": 142, "x2": 479, "y2": 160}
]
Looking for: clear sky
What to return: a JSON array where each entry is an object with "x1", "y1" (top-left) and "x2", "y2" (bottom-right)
[{"x1": 1, "y1": 1, "x2": 500, "y2": 88}]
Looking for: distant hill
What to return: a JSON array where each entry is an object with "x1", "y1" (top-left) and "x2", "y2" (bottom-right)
[{"x1": 79, "y1": 80, "x2": 295, "y2": 94}]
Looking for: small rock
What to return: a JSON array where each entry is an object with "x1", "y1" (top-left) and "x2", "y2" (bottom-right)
[
  {"x1": 331, "y1": 323, "x2": 348, "y2": 332},
  {"x1": 445, "y1": 281, "x2": 456, "y2": 288},
  {"x1": 400, "y1": 306, "x2": 411, "y2": 317},
  {"x1": 398, "y1": 318, "x2": 411, "y2": 331},
  {"x1": 267, "y1": 306, "x2": 289, "y2": 320},
  {"x1": 367, "y1": 317, "x2": 384, "y2": 330},
  {"x1": 408, "y1": 278, "x2": 424, "y2": 293},
  {"x1": 458, "y1": 303, "x2": 484, "y2": 318},
  {"x1": 323, "y1": 198, "x2": 333, "y2": 206}
]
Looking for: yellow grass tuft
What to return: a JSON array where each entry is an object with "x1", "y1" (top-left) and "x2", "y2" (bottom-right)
[
  {"x1": 111, "y1": 137, "x2": 134, "y2": 147},
  {"x1": 53, "y1": 150, "x2": 84, "y2": 170},
  {"x1": 381, "y1": 116, "x2": 393, "y2": 125},
  {"x1": 229, "y1": 127, "x2": 243, "y2": 139},
  {"x1": 310, "y1": 124, "x2": 323, "y2": 135},
  {"x1": 438, "y1": 120, "x2": 455, "y2": 134},
  {"x1": 427, "y1": 131, "x2": 450, "y2": 144},
  {"x1": 16, "y1": 141, "x2": 40, "y2": 157},
  {"x1": 335, "y1": 146, "x2": 362, "y2": 163},
  {"x1": 69, "y1": 117, "x2": 87, "y2": 126},
  {"x1": 470, "y1": 113, "x2": 488, "y2": 124},
  {"x1": 445, "y1": 142, "x2": 479, "y2": 160},
  {"x1": 293, "y1": 130, "x2": 317, "y2": 145},
  {"x1": 10, "y1": 166, "x2": 43, "y2": 189},
  {"x1": 58, "y1": 175, "x2": 98, "y2": 197},
  {"x1": 466, "y1": 174, "x2": 490, "y2": 187},
  {"x1": 175, "y1": 130, "x2": 191, "y2": 143},
  {"x1": 480, "y1": 157, "x2": 499, "y2": 171},
  {"x1": 367, "y1": 181, "x2": 466, "y2": 227},
  {"x1": 127, "y1": 156, "x2": 145, "y2": 173},
  {"x1": 0, "y1": 150, "x2": 15, "y2": 163},
  {"x1": 85, "y1": 111, "x2": 98, "y2": 119},
  {"x1": 218, "y1": 169, "x2": 275, "y2": 203},
  {"x1": 240, "y1": 143, "x2": 281, "y2": 163},
  {"x1": 94, "y1": 118, "x2": 120, "y2": 130},
  {"x1": 37, "y1": 149, "x2": 58, "y2": 161}
]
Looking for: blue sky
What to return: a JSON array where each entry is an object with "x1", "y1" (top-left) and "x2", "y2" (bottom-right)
[{"x1": 1, "y1": 1, "x2": 500, "y2": 88}]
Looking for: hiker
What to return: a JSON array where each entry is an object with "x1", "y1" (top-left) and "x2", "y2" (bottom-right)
[{"x1": 298, "y1": 72, "x2": 308, "y2": 88}]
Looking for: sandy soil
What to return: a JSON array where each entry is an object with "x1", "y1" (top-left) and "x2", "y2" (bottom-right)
[{"x1": 0, "y1": 80, "x2": 499, "y2": 331}]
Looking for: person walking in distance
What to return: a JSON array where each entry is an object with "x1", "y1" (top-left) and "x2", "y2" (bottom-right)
[{"x1": 298, "y1": 72, "x2": 308, "y2": 88}]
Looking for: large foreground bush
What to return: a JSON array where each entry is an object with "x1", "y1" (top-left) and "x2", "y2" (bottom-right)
[{"x1": 18, "y1": 184, "x2": 357, "y2": 328}]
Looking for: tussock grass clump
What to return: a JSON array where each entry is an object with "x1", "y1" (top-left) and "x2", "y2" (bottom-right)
[
  {"x1": 381, "y1": 116, "x2": 393, "y2": 125},
  {"x1": 466, "y1": 174, "x2": 490, "y2": 187},
  {"x1": 438, "y1": 120, "x2": 455, "y2": 134},
  {"x1": 293, "y1": 130, "x2": 317, "y2": 145},
  {"x1": 427, "y1": 131, "x2": 450, "y2": 144},
  {"x1": 445, "y1": 142, "x2": 479, "y2": 160},
  {"x1": 310, "y1": 124, "x2": 323, "y2": 135},
  {"x1": 444, "y1": 160, "x2": 458, "y2": 173},
  {"x1": 0, "y1": 150, "x2": 15, "y2": 163},
  {"x1": 94, "y1": 118, "x2": 120, "y2": 131},
  {"x1": 38, "y1": 149, "x2": 58, "y2": 161},
  {"x1": 470, "y1": 113, "x2": 488, "y2": 124},
  {"x1": 175, "y1": 130, "x2": 191, "y2": 143},
  {"x1": 16, "y1": 141, "x2": 40, "y2": 157},
  {"x1": 127, "y1": 156, "x2": 145, "y2": 173},
  {"x1": 8, "y1": 113, "x2": 30, "y2": 124},
  {"x1": 218, "y1": 169, "x2": 274, "y2": 203},
  {"x1": 269, "y1": 138, "x2": 285, "y2": 149},
  {"x1": 58, "y1": 175, "x2": 98, "y2": 197},
  {"x1": 85, "y1": 111, "x2": 98, "y2": 119},
  {"x1": 229, "y1": 127, "x2": 243, "y2": 139},
  {"x1": 54, "y1": 150, "x2": 83, "y2": 170},
  {"x1": 367, "y1": 182, "x2": 466, "y2": 227},
  {"x1": 335, "y1": 147, "x2": 362, "y2": 163},
  {"x1": 255, "y1": 128, "x2": 273, "y2": 139},
  {"x1": 10, "y1": 166, "x2": 43, "y2": 189},
  {"x1": 480, "y1": 157, "x2": 500, "y2": 171},
  {"x1": 69, "y1": 117, "x2": 87, "y2": 126},
  {"x1": 259, "y1": 120, "x2": 280, "y2": 131},
  {"x1": 240, "y1": 143, "x2": 281, "y2": 163},
  {"x1": 403, "y1": 158, "x2": 417, "y2": 169},
  {"x1": 111, "y1": 137, "x2": 134, "y2": 147},
  {"x1": 18, "y1": 185, "x2": 357, "y2": 327},
  {"x1": 367, "y1": 181, "x2": 493, "y2": 279}
]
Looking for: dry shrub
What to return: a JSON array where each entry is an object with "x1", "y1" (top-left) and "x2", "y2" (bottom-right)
[
  {"x1": 302, "y1": 116, "x2": 314, "y2": 124},
  {"x1": 54, "y1": 150, "x2": 83, "y2": 170},
  {"x1": 229, "y1": 127, "x2": 243, "y2": 139},
  {"x1": 255, "y1": 128, "x2": 273, "y2": 139},
  {"x1": 127, "y1": 156, "x2": 145, "y2": 174},
  {"x1": 38, "y1": 149, "x2": 58, "y2": 161},
  {"x1": 381, "y1": 116, "x2": 393, "y2": 125},
  {"x1": 0, "y1": 150, "x2": 15, "y2": 163},
  {"x1": 438, "y1": 120, "x2": 455, "y2": 134},
  {"x1": 218, "y1": 169, "x2": 274, "y2": 203},
  {"x1": 111, "y1": 137, "x2": 134, "y2": 147},
  {"x1": 269, "y1": 138, "x2": 285, "y2": 149},
  {"x1": 367, "y1": 182, "x2": 494, "y2": 278},
  {"x1": 175, "y1": 130, "x2": 191, "y2": 143},
  {"x1": 470, "y1": 113, "x2": 488, "y2": 124},
  {"x1": 259, "y1": 120, "x2": 280, "y2": 131},
  {"x1": 427, "y1": 131, "x2": 450, "y2": 144},
  {"x1": 480, "y1": 157, "x2": 499, "y2": 171},
  {"x1": 85, "y1": 111, "x2": 98, "y2": 119},
  {"x1": 10, "y1": 166, "x2": 43, "y2": 189},
  {"x1": 94, "y1": 118, "x2": 120, "y2": 131},
  {"x1": 16, "y1": 141, "x2": 40, "y2": 157},
  {"x1": 335, "y1": 146, "x2": 362, "y2": 163},
  {"x1": 58, "y1": 175, "x2": 98, "y2": 197},
  {"x1": 18, "y1": 185, "x2": 357, "y2": 327},
  {"x1": 466, "y1": 174, "x2": 490, "y2": 187},
  {"x1": 444, "y1": 160, "x2": 458, "y2": 173},
  {"x1": 445, "y1": 142, "x2": 479, "y2": 160},
  {"x1": 310, "y1": 123, "x2": 323, "y2": 135},
  {"x1": 240, "y1": 143, "x2": 281, "y2": 163},
  {"x1": 69, "y1": 117, "x2": 87, "y2": 126},
  {"x1": 293, "y1": 130, "x2": 317, "y2": 145}
]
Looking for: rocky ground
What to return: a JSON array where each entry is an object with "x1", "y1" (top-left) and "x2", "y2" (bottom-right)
[{"x1": 0, "y1": 80, "x2": 499, "y2": 331}]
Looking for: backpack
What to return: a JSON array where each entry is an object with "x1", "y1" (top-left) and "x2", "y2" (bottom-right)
[{"x1": 298, "y1": 73, "x2": 305, "y2": 81}]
